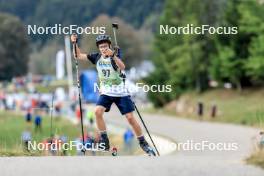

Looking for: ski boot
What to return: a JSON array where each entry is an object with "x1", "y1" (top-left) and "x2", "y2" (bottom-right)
[
  {"x1": 99, "y1": 137, "x2": 110, "y2": 151},
  {"x1": 139, "y1": 140, "x2": 156, "y2": 156}
]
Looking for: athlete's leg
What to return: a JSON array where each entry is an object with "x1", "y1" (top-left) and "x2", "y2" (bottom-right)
[
  {"x1": 95, "y1": 95, "x2": 113, "y2": 150},
  {"x1": 116, "y1": 96, "x2": 143, "y2": 137},
  {"x1": 94, "y1": 105, "x2": 107, "y2": 132},
  {"x1": 114, "y1": 96, "x2": 156, "y2": 155},
  {"x1": 94, "y1": 105, "x2": 110, "y2": 150},
  {"x1": 125, "y1": 112, "x2": 155, "y2": 155},
  {"x1": 125, "y1": 112, "x2": 142, "y2": 137},
  {"x1": 95, "y1": 95, "x2": 113, "y2": 132}
]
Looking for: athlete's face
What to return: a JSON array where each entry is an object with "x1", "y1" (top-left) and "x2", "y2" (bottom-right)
[{"x1": 98, "y1": 43, "x2": 110, "y2": 57}]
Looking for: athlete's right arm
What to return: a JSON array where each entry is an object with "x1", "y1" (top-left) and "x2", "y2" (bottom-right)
[{"x1": 71, "y1": 34, "x2": 87, "y2": 61}]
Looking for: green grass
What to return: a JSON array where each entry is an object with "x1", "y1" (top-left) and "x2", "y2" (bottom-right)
[
  {"x1": 147, "y1": 89, "x2": 264, "y2": 128},
  {"x1": 0, "y1": 111, "x2": 143, "y2": 156},
  {"x1": 247, "y1": 150, "x2": 264, "y2": 169},
  {"x1": 0, "y1": 111, "x2": 81, "y2": 156}
]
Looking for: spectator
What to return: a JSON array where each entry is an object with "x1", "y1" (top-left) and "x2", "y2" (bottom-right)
[
  {"x1": 86, "y1": 109, "x2": 94, "y2": 127},
  {"x1": 21, "y1": 130, "x2": 32, "y2": 151},
  {"x1": 34, "y1": 114, "x2": 42, "y2": 132},
  {"x1": 55, "y1": 102, "x2": 62, "y2": 116},
  {"x1": 197, "y1": 101, "x2": 204, "y2": 120},
  {"x1": 76, "y1": 107, "x2": 81, "y2": 122},
  {"x1": 123, "y1": 128, "x2": 134, "y2": 154},
  {"x1": 259, "y1": 131, "x2": 264, "y2": 149},
  {"x1": 211, "y1": 104, "x2": 217, "y2": 118},
  {"x1": 60, "y1": 135, "x2": 68, "y2": 156},
  {"x1": 25, "y1": 110, "x2": 32, "y2": 123}
]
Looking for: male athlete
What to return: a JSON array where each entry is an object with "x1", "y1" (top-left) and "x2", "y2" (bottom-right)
[{"x1": 71, "y1": 34, "x2": 155, "y2": 155}]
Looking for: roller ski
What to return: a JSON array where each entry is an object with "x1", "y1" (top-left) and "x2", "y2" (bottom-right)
[
  {"x1": 95, "y1": 136, "x2": 118, "y2": 156},
  {"x1": 140, "y1": 140, "x2": 156, "y2": 156},
  {"x1": 82, "y1": 146, "x2": 118, "y2": 156},
  {"x1": 88, "y1": 147, "x2": 118, "y2": 156}
]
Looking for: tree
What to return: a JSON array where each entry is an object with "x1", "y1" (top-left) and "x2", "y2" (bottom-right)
[
  {"x1": 210, "y1": 0, "x2": 264, "y2": 89},
  {"x1": 146, "y1": 0, "x2": 224, "y2": 106},
  {"x1": 0, "y1": 0, "x2": 164, "y2": 45},
  {"x1": 29, "y1": 39, "x2": 61, "y2": 75},
  {"x1": 245, "y1": 34, "x2": 264, "y2": 84},
  {"x1": 239, "y1": 1, "x2": 264, "y2": 85},
  {"x1": 0, "y1": 13, "x2": 30, "y2": 80}
]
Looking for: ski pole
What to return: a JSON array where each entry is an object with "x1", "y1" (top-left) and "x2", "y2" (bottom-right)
[
  {"x1": 50, "y1": 92, "x2": 54, "y2": 138},
  {"x1": 112, "y1": 23, "x2": 119, "y2": 47},
  {"x1": 72, "y1": 34, "x2": 86, "y2": 155},
  {"x1": 133, "y1": 102, "x2": 160, "y2": 156},
  {"x1": 111, "y1": 23, "x2": 160, "y2": 156}
]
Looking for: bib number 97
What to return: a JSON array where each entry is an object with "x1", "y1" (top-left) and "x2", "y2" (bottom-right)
[{"x1": 102, "y1": 69, "x2": 110, "y2": 77}]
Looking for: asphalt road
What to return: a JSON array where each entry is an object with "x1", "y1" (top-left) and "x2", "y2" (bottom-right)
[{"x1": 0, "y1": 105, "x2": 263, "y2": 176}]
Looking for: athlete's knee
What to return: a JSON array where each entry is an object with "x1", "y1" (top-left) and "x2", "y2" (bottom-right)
[
  {"x1": 126, "y1": 113, "x2": 136, "y2": 125},
  {"x1": 95, "y1": 106, "x2": 104, "y2": 118}
]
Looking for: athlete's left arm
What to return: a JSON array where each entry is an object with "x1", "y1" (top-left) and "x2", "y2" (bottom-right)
[
  {"x1": 105, "y1": 48, "x2": 125, "y2": 70},
  {"x1": 113, "y1": 55, "x2": 125, "y2": 70}
]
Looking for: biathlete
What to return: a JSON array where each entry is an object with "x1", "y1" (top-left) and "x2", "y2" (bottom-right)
[{"x1": 71, "y1": 34, "x2": 156, "y2": 156}]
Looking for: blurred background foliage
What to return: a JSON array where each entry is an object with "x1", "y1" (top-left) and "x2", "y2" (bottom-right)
[
  {"x1": 145, "y1": 0, "x2": 264, "y2": 107},
  {"x1": 0, "y1": 0, "x2": 164, "y2": 77},
  {"x1": 0, "y1": 0, "x2": 264, "y2": 107}
]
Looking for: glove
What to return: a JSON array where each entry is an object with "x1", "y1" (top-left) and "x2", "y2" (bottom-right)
[
  {"x1": 113, "y1": 46, "x2": 120, "y2": 57},
  {"x1": 70, "y1": 33, "x2": 78, "y2": 44}
]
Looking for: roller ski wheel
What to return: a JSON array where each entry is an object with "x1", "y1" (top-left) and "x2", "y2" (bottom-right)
[
  {"x1": 147, "y1": 148, "x2": 156, "y2": 156},
  {"x1": 140, "y1": 140, "x2": 156, "y2": 156},
  {"x1": 88, "y1": 146, "x2": 118, "y2": 156},
  {"x1": 111, "y1": 147, "x2": 118, "y2": 156}
]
